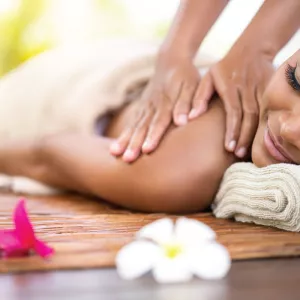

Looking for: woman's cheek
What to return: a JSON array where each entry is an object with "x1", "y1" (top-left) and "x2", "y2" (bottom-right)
[{"x1": 263, "y1": 72, "x2": 290, "y2": 111}]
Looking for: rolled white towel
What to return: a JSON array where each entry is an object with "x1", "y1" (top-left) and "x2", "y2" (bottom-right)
[{"x1": 213, "y1": 162, "x2": 300, "y2": 232}]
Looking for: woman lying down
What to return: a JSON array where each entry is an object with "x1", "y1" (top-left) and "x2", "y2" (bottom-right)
[{"x1": 0, "y1": 41, "x2": 299, "y2": 213}]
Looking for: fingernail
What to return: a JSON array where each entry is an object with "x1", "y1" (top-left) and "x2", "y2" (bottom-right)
[
  {"x1": 142, "y1": 139, "x2": 153, "y2": 152},
  {"x1": 123, "y1": 149, "x2": 136, "y2": 161},
  {"x1": 177, "y1": 114, "x2": 188, "y2": 126},
  {"x1": 110, "y1": 142, "x2": 121, "y2": 153},
  {"x1": 189, "y1": 109, "x2": 199, "y2": 119},
  {"x1": 235, "y1": 147, "x2": 247, "y2": 158},
  {"x1": 227, "y1": 140, "x2": 236, "y2": 152}
]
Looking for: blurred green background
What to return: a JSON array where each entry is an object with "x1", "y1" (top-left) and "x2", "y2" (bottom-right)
[
  {"x1": 0, "y1": 0, "x2": 178, "y2": 76},
  {"x1": 0, "y1": 0, "x2": 298, "y2": 77}
]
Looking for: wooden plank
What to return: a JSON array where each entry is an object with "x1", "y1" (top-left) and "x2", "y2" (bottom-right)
[{"x1": 1, "y1": 193, "x2": 300, "y2": 273}]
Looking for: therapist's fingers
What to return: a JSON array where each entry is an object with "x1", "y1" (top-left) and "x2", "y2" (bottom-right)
[
  {"x1": 221, "y1": 86, "x2": 242, "y2": 152},
  {"x1": 235, "y1": 86, "x2": 259, "y2": 158},
  {"x1": 142, "y1": 100, "x2": 173, "y2": 153},
  {"x1": 173, "y1": 80, "x2": 198, "y2": 126},
  {"x1": 122, "y1": 110, "x2": 154, "y2": 162},
  {"x1": 110, "y1": 108, "x2": 145, "y2": 156},
  {"x1": 189, "y1": 72, "x2": 214, "y2": 120},
  {"x1": 110, "y1": 128, "x2": 134, "y2": 156}
]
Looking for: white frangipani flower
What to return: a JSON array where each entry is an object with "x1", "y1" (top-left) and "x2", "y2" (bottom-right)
[{"x1": 116, "y1": 217, "x2": 231, "y2": 283}]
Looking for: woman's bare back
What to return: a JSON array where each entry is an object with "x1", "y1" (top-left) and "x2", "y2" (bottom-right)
[{"x1": 0, "y1": 94, "x2": 238, "y2": 213}]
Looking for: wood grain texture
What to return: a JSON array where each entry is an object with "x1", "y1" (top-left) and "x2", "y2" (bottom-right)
[{"x1": 1, "y1": 193, "x2": 300, "y2": 273}]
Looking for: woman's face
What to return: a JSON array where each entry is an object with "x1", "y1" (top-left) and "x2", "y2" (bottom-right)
[{"x1": 252, "y1": 50, "x2": 300, "y2": 167}]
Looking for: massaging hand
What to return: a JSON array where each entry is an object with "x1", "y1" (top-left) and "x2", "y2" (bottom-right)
[
  {"x1": 189, "y1": 44, "x2": 274, "y2": 158},
  {"x1": 110, "y1": 54, "x2": 201, "y2": 162}
]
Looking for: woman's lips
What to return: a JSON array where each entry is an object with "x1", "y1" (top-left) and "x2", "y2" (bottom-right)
[{"x1": 264, "y1": 127, "x2": 293, "y2": 163}]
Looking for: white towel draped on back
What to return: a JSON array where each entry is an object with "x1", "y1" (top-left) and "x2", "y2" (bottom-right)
[{"x1": 0, "y1": 39, "x2": 216, "y2": 194}]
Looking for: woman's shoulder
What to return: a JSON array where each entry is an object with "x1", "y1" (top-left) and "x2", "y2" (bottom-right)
[{"x1": 105, "y1": 97, "x2": 238, "y2": 212}]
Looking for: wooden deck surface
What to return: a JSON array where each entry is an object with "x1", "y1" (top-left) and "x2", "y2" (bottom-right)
[{"x1": 1, "y1": 193, "x2": 300, "y2": 273}]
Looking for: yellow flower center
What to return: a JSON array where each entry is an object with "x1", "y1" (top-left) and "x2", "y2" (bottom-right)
[{"x1": 163, "y1": 243, "x2": 183, "y2": 259}]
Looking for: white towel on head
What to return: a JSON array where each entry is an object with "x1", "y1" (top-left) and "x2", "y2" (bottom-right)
[{"x1": 213, "y1": 162, "x2": 300, "y2": 232}]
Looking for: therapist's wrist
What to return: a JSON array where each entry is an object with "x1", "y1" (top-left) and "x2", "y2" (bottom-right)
[
  {"x1": 157, "y1": 44, "x2": 197, "y2": 69},
  {"x1": 158, "y1": 34, "x2": 202, "y2": 61},
  {"x1": 230, "y1": 33, "x2": 279, "y2": 62}
]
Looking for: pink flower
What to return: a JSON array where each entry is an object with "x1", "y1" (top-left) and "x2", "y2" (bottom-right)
[{"x1": 0, "y1": 199, "x2": 54, "y2": 258}]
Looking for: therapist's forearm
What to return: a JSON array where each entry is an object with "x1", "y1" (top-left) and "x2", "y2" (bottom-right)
[
  {"x1": 235, "y1": 0, "x2": 300, "y2": 59},
  {"x1": 159, "y1": 0, "x2": 229, "y2": 60}
]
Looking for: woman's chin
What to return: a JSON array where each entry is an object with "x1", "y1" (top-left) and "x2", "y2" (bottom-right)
[{"x1": 252, "y1": 154, "x2": 270, "y2": 168}]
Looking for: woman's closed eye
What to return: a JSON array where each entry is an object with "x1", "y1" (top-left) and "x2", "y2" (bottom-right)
[{"x1": 285, "y1": 64, "x2": 300, "y2": 92}]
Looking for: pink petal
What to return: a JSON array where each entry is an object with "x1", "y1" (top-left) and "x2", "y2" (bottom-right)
[
  {"x1": 13, "y1": 199, "x2": 36, "y2": 248},
  {"x1": 34, "y1": 238, "x2": 54, "y2": 258},
  {"x1": 0, "y1": 229, "x2": 21, "y2": 249},
  {"x1": 0, "y1": 199, "x2": 55, "y2": 259},
  {"x1": 0, "y1": 229, "x2": 29, "y2": 257}
]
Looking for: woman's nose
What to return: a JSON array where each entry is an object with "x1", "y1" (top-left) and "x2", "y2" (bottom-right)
[{"x1": 280, "y1": 114, "x2": 300, "y2": 144}]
